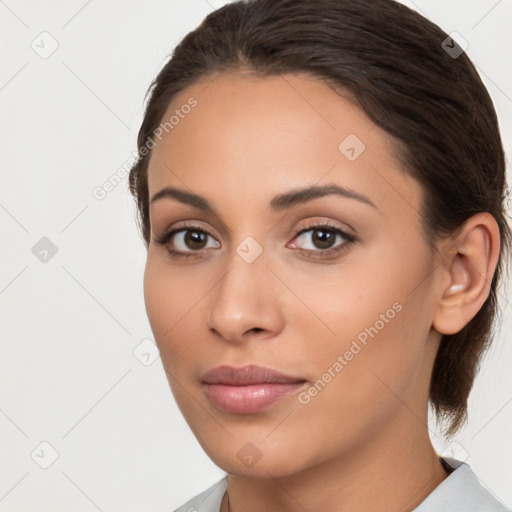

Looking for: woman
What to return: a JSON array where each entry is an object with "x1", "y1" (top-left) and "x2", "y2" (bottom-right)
[{"x1": 128, "y1": 0, "x2": 511, "y2": 510}]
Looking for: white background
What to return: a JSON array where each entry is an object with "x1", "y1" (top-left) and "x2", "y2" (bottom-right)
[{"x1": 1, "y1": 1, "x2": 511, "y2": 511}]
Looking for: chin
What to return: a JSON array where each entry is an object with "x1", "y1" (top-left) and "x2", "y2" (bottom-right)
[{"x1": 194, "y1": 430, "x2": 313, "y2": 479}]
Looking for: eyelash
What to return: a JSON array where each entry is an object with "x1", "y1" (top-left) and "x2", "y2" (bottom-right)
[{"x1": 154, "y1": 221, "x2": 356, "y2": 260}]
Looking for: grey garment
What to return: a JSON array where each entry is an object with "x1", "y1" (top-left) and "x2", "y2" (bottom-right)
[{"x1": 172, "y1": 457, "x2": 510, "y2": 512}]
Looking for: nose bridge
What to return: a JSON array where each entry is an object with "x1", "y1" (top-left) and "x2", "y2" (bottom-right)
[{"x1": 207, "y1": 234, "x2": 281, "y2": 341}]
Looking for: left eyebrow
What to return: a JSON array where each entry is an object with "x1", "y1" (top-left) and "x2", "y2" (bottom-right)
[
  {"x1": 269, "y1": 183, "x2": 378, "y2": 212},
  {"x1": 149, "y1": 182, "x2": 378, "y2": 213}
]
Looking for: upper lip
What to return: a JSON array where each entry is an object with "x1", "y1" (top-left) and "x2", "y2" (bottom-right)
[{"x1": 201, "y1": 365, "x2": 306, "y2": 385}]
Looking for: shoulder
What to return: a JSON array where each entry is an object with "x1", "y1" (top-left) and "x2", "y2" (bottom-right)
[
  {"x1": 414, "y1": 457, "x2": 510, "y2": 511},
  {"x1": 171, "y1": 476, "x2": 228, "y2": 512}
]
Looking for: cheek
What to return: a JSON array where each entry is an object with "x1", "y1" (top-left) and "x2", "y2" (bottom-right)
[
  {"x1": 284, "y1": 246, "x2": 427, "y2": 349},
  {"x1": 143, "y1": 253, "x2": 219, "y2": 384},
  {"x1": 282, "y1": 295, "x2": 429, "y2": 464},
  {"x1": 143, "y1": 258, "x2": 172, "y2": 341},
  {"x1": 143, "y1": 257, "x2": 194, "y2": 362},
  {"x1": 286, "y1": 243, "x2": 434, "y2": 406}
]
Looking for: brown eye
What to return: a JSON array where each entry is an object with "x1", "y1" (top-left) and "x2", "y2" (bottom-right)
[
  {"x1": 290, "y1": 224, "x2": 355, "y2": 254},
  {"x1": 182, "y1": 230, "x2": 209, "y2": 250},
  {"x1": 310, "y1": 228, "x2": 337, "y2": 249},
  {"x1": 154, "y1": 226, "x2": 220, "y2": 258}
]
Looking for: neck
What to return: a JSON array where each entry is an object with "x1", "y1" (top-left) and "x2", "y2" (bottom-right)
[{"x1": 221, "y1": 413, "x2": 449, "y2": 512}]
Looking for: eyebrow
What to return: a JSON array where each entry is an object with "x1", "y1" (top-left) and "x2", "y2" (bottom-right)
[{"x1": 149, "y1": 183, "x2": 378, "y2": 213}]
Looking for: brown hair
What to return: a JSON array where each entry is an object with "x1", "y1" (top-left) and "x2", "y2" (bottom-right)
[{"x1": 128, "y1": 0, "x2": 511, "y2": 438}]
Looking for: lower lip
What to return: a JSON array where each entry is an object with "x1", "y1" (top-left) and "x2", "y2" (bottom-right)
[{"x1": 203, "y1": 382, "x2": 306, "y2": 414}]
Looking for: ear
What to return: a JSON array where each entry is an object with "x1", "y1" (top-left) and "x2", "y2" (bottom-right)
[{"x1": 432, "y1": 213, "x2": 501, "y2": 335}]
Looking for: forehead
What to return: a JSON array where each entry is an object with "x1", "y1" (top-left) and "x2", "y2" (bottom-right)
[{"x1": 147, "y1": 71, "x2": 422, "y2": 219}]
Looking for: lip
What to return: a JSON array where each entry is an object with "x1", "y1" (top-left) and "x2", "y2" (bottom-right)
[{"x1": 201, "y1": 365, "x2": 307, "y2": 414}]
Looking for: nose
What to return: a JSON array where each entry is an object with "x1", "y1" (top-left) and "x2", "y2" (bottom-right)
[{"x1": 206, "y1": 245, "x2": 285, "y2": 343}]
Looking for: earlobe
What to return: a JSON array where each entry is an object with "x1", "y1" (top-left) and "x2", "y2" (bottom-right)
[{"x1": 432, "y1": 213, "x2": 500, "y2": 336}]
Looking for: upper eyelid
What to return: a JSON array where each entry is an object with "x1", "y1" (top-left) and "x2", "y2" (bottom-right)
[
  {"x1": 166, "y1": 214, "x2": 355, "y2": 234},
  {"x1": 295, "y1": 222, "x2": 353, "y2": 236},
  {"x1": 168, "y1": 220, "x2": 351, "y2": 236}
]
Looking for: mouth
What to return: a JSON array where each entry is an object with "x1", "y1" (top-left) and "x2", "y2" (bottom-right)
[{"x1": 201, "y1": 364, "x2": 308, "y2": 414}]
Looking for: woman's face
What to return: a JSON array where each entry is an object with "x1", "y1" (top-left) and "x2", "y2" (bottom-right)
[{"x1": 144, "y1": 71, "x2": 444, "y2": 477}]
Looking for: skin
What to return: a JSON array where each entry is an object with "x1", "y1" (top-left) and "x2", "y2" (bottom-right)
[{"x1": 143, "y1": 70, "x2": 500, "y2": 512}]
